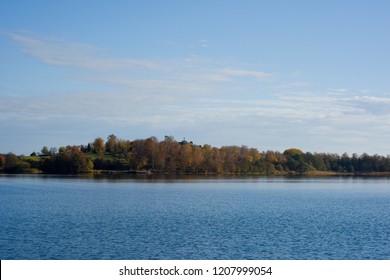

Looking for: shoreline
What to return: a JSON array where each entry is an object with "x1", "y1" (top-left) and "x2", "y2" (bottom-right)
[{"x1": 2, "y1": 170, "x2": 390, "y2": 177}]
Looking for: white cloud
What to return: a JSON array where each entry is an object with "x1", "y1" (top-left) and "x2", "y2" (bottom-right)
[
  {"x1": 217, "y1": 68, "x2": 272, "y2": 80},
  {"x1": 195, "y1": 39, "x2": 209, "y2": 48},
  {"x1": 8, "y1": 32, "x2": 159, "y2": 70}
]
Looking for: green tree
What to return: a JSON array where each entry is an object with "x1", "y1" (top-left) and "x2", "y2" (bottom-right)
[
  {"x1": 283, "y1": 148, "x2": 304, "y2": 157},
  {"x1": 41, "y1": 146, "x2": 50, "y2": 156},
  {"x1": 4, "y1": 153, "x2": 31, "y2": 173},
  {"x1": 283, "y1": 148, "x2": 309, "y2": 173}
]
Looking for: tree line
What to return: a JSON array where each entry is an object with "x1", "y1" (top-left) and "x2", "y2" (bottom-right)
[{"x1": 2, "y1": 134, "x2": 390, "y2": 174}]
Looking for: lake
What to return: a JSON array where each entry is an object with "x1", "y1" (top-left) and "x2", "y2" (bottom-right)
[{"x1": 0, "y1": 174, "x2": 390, "y2": 259}]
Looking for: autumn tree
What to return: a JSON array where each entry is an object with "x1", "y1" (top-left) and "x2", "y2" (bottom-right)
[
  {"x1": 0, "y1": 154, "x2": 5, "y2": 169},
  {"x1": 161, "y1": 136, "x2": 180, "y2": 173},
  {"x1": 179, "y1": 143, "x2": 193, "y2": 172},
  {"x1": 116, "y1": 139, "x2": 132, "y2": 159},
  {"x1": 144, "y1": 137, "x2": 159, "y2": 169},
  {"x1": 131, "y1": 139, "x2": 148, "y2": 169},
  {"x1": 192, "y1": 145, "x2": 205, "y2": 173},
  {"x1": 41, "y1": 146, "x2": 93, "y2": 173},
  {"x1": 92, "y1": 137, "x2": 105, "y2": 157},
  {"x1": 106, "y1": 134, "x2": 119, "y2": 154},
  {"x1": 201, "y1": 144, "x2": 214, "y2": 173}
]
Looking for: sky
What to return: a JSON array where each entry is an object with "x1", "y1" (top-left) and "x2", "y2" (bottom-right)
[{"x1": 1, "y1": 0, "x2": 390, "y2": 155}]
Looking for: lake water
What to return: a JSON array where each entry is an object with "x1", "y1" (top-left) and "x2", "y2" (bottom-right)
[{"x1": 1, "y1": 174, "x2": 390, "y2": 260}]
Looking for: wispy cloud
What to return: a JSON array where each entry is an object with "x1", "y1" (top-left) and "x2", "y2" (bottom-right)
[
  {"x1": 7, "y1": 32, "x2": 274, "y2": 95},
  {"x1": 8, "y1": 32, "x2": 272, "y2": 75},
  {"x1": 195, "y1": 39, "x2": 210, "y2": 48},
  {"x1": 8, "y1": 32, "x2": 159, "y2": 70},
  {"x1": 217, "y1": 68, "x2": 271, "y2": 80}
]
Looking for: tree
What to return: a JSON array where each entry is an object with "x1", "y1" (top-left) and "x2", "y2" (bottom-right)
[
  {"x1": 3, "y1": 153, "x2": 31, "y2": 173},
  {"x1": 283, "y1": 148, "x2": 303, "y2": 157},
  {"x1": 192, "y1": 145, "x2": 205, "y2": 173},
  {"x1": 92, "y1": 137, "x2": 105, "y2": 158},
  {"x1": 265, "y1": 150, "x2": 278, "y2": 164},
  {"x1": 0, "y1": 154, "x2": 5, "y2": 169},
  {"x1": 106, "y1": 134, "x2": 119, "y2": 154},
  {"x1": 143, "y1": 137, "x2": 159, "y2": 169},
  {"x1": 41, "y1": 146, "x2": 93, "y2": 173},
  {"x1": 41, "y1": 146, "x2": 50, "y2": 156},
  {"x1": 179, "y1": 143, "x2": 193, "y2": 172},
  {"x1": 130, "y1": 139, "x2": 146, "y2": 169},
  {"x1": 116, "y1": 139, "x2": 131, "y2": 159},
  {"x1": 283, "y1": 148, "x2": 308, "y2": 173},
  {"x1": 161, "y1": 136, "x2": 180, "y2": 173},
  {"x1": 50, "y1": 147, "x2": 58, "y2": 155}
]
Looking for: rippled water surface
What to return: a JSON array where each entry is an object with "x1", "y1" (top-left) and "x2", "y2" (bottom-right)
[{"x1": 1, "y1": 175, "x2": 390, "y2": 259}]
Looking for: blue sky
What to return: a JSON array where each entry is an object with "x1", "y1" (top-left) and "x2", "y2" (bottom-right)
[{"x1": 1, "y1": 0, "x2": 390, "y2": 155}]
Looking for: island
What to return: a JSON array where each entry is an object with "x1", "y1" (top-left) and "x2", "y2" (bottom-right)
[{"x1": 1, "y1": 134, "x2": 390, "y2": 175}]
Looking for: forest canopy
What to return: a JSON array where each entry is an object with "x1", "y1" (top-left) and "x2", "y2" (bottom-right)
[{"x1": 1, "y1": 135, "x2": 390, "y2": 175}]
